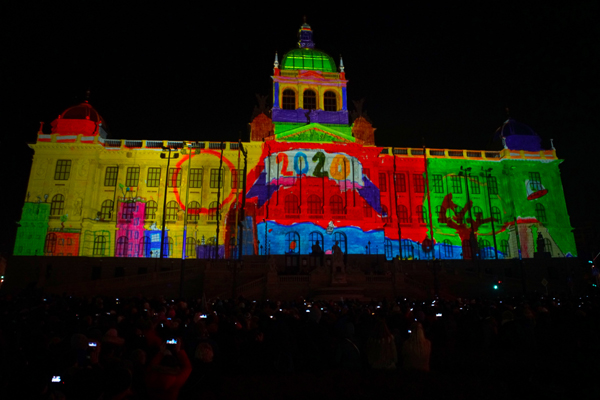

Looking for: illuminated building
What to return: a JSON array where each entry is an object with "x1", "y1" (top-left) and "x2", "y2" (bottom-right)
[{"x1": 14, "y1": 22, "x2": 576, "y2": 261}]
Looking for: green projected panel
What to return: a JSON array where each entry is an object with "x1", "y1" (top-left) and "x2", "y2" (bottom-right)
[
  {"x1": 13, "y1": 203, "x2": 50, "y2": 256},
  {"x1": 281, "y1": 49, "x2": 336, "y2": 72}
]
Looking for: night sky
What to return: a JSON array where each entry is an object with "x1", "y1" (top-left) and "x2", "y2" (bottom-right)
[{"x1": 2, "y1": 2, "x2": 598, "y2": 257}]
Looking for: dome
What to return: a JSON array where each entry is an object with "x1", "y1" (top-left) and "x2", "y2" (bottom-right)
[
  {"x1": 494, "y1": 118, "x2": 542, "y2": 152},
  {"x1": 281, "y1": 48, "x2": 337, "y2": 72},
  {"x1": 60, "y1": 101, "x2": 106, "y2": 124}
]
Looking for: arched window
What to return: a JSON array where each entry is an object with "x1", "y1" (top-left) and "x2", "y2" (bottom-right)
[
  {"x1": 308, "y1": 195, "x2": 322, "y2": 214},
  {"x1": 472, "y1": 206, "x2": 483, "y2": 220},
  {"x1": 145, "y1": 201, "x2": 157, "y2": 220},
  {"x1": 163, "y1": 236, "x2": 173, "y2": 257},
  {"x1": 282, "y1": 89, "x2": 296, "y2": 110},
  {"x1": 324, "y1": 91, "x2": 337, "y2": 111},
  {"x1": 100, "y1": 200, "x2": 113, "y2": 220},
  {"x1": 93, "y1": 235, "x2": 107, "y2": 256},
  {"x1": 333, "y1": 231, "x2": 347, "y2": 255},
  {"x1": 285, "y1": 194, "x2": 299, "y2": 214},
  {"x1": 50, "y1": 194, "x2": 65, "y2": 216},
  {"x1": 462, "y1": 239, "x2": 471, "y2": 259},
  {"x1": 384, "y1": 239, "x2": 393, "y2": 259},
  {"x1": 187, "y1": 201, "x2": 201, "y2": 221},
  {"x1": 397, "y1": 204, "x2": 409, "y2": 223},
  {"x1": 501, "y1": 240, "x2": 510, "y2": 258},
  {"x1": 185, "y1": 237, "x2": 197, "y2": 258},
  {"x1": 491, "y1": 206, "x2": 501, "y2": 222},
  {"x1": 139, "y1": 236, "x2": 151, "y2": 257},
  {"x1": 401, "y1": 239, "x2": 414, "y2": 259},
  {"x1": 442, "y1": 239, "x2": 453, "y2": 258},
  {"x1": 478, "y1": 239, "x2": 492, "y2": 259},
  {"x1": 416, "y1": 205, "x2": 425, "y2": 224},
  {"x1": 330, "y1": 195, "x2": 344, "y2": 214},
  {"x1": 285, "y1": 232, "x2": 300, "y2": 254},
  {"x1": 436, "y1": 205, "x2": 447, "y2": 223},
  {"x1": 535, "y1": 203, "x2": 547, "y2": 223},
  {"x1": 44, "y1": 233, "x2": 57, "y2": 254},
  {"x1": 381, "y1": 205, "x2": 391, "y2": 223},
  {"x1": 116, "y1": 236, "x2": 129, "y2": 257},
  {"x1": 309, "y1": 232, "x2": 324, "y2": 249},
  {"x1": 208, "y1": 201, "x2": 220, "y2": 221},
  {"x1": 166, "y1": 201, "x2": 179, "y2": 220},
  {"x1": 303, "y1": 89, "x2": 316, "y2": 110}
]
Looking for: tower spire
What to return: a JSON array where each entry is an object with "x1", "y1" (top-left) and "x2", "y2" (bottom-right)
[
  {"x1": 339, "y1": 55, "x2": 345, "y2": 72},
  {"x1": 298, "y1": 19, "x2": 315, "y2": 49},
  {"x1": 274, "y1": 52, "x2": 279, "y2": 69}
]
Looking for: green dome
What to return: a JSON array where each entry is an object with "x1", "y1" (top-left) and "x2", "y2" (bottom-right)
[{"x1": 281, "y1": 48, "x2": 337, "y2": 72}]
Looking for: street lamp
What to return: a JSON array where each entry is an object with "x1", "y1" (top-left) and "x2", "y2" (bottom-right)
[
  {"x1": 483, "y1": 168, "x2": 499, "y2": 260},
  {"x1": 160, "y1": 147, "x2": 179, "y2": 259}
]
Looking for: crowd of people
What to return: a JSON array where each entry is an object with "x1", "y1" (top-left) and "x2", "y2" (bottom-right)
[{"x1": 0, "y1": 287, "x2": 598, "y2": 399}]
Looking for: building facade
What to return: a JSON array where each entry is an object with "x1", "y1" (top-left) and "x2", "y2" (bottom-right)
[{"x1": 14, "y1": 22, "x2": 576, "y2": 261}]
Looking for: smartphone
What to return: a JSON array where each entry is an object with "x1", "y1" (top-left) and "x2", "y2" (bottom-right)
[
  {"x1": 166, "y1": 338, "x2": 177, "y2": 344},
  {"x1": 88, "y1": 342, "x2": 97, "y2": 347},
  {"x1": 408, "y1": 330, "x2": 412, "y2": 334},
  {"x1": 51, "y1": 376, "x2": 61, "y2": 383},
  {"x1": 436, "y1": 313, "x2": 442, "y2": 317},
  {"x1": 200, "y1": 314, "x2": 208, "y2": 319}
]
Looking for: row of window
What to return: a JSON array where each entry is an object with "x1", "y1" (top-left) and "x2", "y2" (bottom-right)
[
  {"x1": 281, "y1": 89, "x2": 337, "y2": 111},
  {"x1": 284, "y1": 194, "x2": 345, "y2": 214},
  {"x1": 98, "y1": 200, "x2": 221, "y2": 221},
  {"x1": 376, "y1": 172, "x2": 500, "y2": 195},
  {"x1": 383, "y1": 238, "x2": 515, "y2": 260},
  {"x1": 102, "y1": 167, "x2": 242, "y2": 189}
]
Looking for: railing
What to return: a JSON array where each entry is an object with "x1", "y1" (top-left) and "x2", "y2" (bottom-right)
[
  {"x1": 125, "y1": 140, "x2": 143, "y2": 148},
  {"x1": 209, "y1": 142, "x2": 225, "y2": 149},
  {"x1": 230, "y1": 143, "x2": 239, "y2": 150},
  {"x1": 105, "y1": 139, "x2": 121, "y2": 147},
  {"x1": 167, "y1": 141, "x2": 184, "y2": 149},
  {"x1": 146, "y1": 141, "x2": 163, "y2": 148}
]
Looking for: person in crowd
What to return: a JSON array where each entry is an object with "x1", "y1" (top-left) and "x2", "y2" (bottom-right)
[
  {"x1": 366, "y1": 319, "x2": 397, "y2": 369},
  {"x1": 402, "y1": 321, "x2": 431, "y2": 372}
]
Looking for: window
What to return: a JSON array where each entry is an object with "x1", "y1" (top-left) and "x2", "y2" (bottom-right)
[
  {"x1": 285, "y1": 194, "x2": 299, "y2": 214},
  {"x1": 479, "y1": 239, "x2": 492, "y2": 259},
  {"x1": 379, "y1": 173, "x2": 387, "y2": 192},
  {"x1": 50, "y1": 194, "x2": 65, "y2": 216},
  {"x1": 189, "y1": 168, "x2": 202, "y2": 188},
  {"x1": 168, "y1": 168, "x2": 181, "y2": 188},
  {"x1": 436, "y1": 205, "x2": 447, "y2": 223},
  {"x1": 285, "y1": 232, "x2": 300, "y2": 254},
  {"x1": 330, "y1": 195, "x2": 344, "y2": 214},
  {"x1": 303, "y1": 89, "x2": 316, "y2": 110},
  {"x1": 397, "y1": 204, "x2": 409, "y2": 223},
  {"x1": 413, "y1": 174, "x2": 425, "y2": 193},
  {"x1": 210, "y1": 168, "x2": 223, "y2": 188},
  {"x1": 231, "y1": 169, "x2": 243, "y2": 189},
  {"x1": 363, "y1": 199, "x2": 372, "y2": 218},
  {"x1": 442, "y1": 239, "x2": 453, "y2": 258},
  {"x1": 187, "y1": 201, "x2": 201, "y2": 221},
  {"x1": 309, "y1": 232, "x2": 324, "y2": 248},
  {"x1": 208, "y1": 201, "x2": 220, "y2": 221},
  {"x1": 116, "y1": 236, "x2": 129, "y2": 257},
  {"x1": 104, "y1": 166, "x2": 118, "y2": 186},
  {"x1": 385, "y1": 239, "x2": 393, "y2": 259},
  {"x1": 166, "y1": 201, "x2": 179, "y2": 220},
  {"x1": 147, "y1": 167, "x2": 161, "y2": 187},
  {"x1": 186, "y1": 237, "x2": 197, "y2": 258},
  {"x1": 432, "y1": 175, "x2": 443, "y2": 193},
  {"x1": 139, "y1": 237, "x2": 151, "y2": 257},
  {"x1": 126, "y1": 167, "x2": 140, "y2": 187},
  {"x1": 535, "y1": 203, "x2": 547, "y2": 223},
  {"x1": 451, "y1": 175, "x2": 462, "y2": 193},
  {"x1": 394, "y1": 173, "x2": 406, "y2": 192},
  {"x1": 308, "y1": 195, "x2": 322, "y2": 214},
  {"x1": 416, "y1": 205, "x2": 425, "y2": 224},
  {"x1": 472, "y1": 206, "x2": 483, "y2": 220},
  {"x1": 470, "y1": 176, "x2": 480, "y2": 194},
  {"x1": 487, "y1": 176, "x2": 498, "y2": 195},
  {"x1": 334, "y1": 232, "x2": 347, "y2": 254},
  {"x1": 324, "y1": 91, "x2": 337, "y2": 111},
  {"x1": 501, "y1": 240, "x2": 510, "y2": 258},
  {"x1": 145, "y1": 201, "x2": 157, "y2": 220},
  {"x1": 401, "y1": 240, "x2": 414, "y2": 259},
  {"x1": 44, "y1": 233, "x2": 57, "y2": 254},
  {"x1": 54, "y1": 160, "x2": 71, "y2": 180},
  {"x1": 93, "y1": 235, "x2": 107, "y2": 256},
  {"x1": 529, "y1": 172, "x2": 542, "y2": 191},
  {"x1": 491, "y1": 206, "x2": 501, "y2": 222},
  {"x1": 282, "y1": 89, "x2": 295, "y2": 110},
  {"x1": 381, "y1": 205, "x2": 391, "y2": 223},
  {"x1": 100, "y1": 200, "x2": 113, "y2": 220},
  {"x1": 122, "y1": 202, "x2": 136, "y2": 219}
]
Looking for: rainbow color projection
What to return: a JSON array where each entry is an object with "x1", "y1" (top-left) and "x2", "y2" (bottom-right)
[{"x1": 14, "y1": 21, "x2": 576, "y2": 260}]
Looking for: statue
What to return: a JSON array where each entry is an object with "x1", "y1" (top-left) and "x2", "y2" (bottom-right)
[
  {"x1": 331, "y1": 241, "x2": 347, "y2": 284},
  {"x1": 536, "y1": 232, "x2": 545, "y2": 253}
]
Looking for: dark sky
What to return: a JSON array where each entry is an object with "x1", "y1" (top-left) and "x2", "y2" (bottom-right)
[{"x1": 2, "y1": 2, "x2": 598, "y2": 256}]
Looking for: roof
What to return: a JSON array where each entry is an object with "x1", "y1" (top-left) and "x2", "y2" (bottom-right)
[{"x1": 281, "y1": 48, "x2": 337, "y2": 72}]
